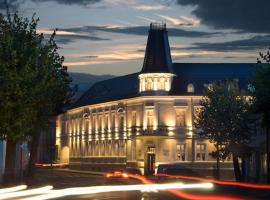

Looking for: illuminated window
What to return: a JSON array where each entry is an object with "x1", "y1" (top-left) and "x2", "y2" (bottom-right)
[
  {"x1": 95, "y1": 141, "x2": 99, "y2": 156},
  {"x1": 147, "y1": 110, "x2": 153, "y2": 128},
  {"x1": 98, "y1": 115, "x2": 102, "y2": 132},
  {"x1": 196, "y1": 144, "x2": 206, "y2": 161},
  {"x1": 187, "y1": 83, "x2": 195, "y2": 93},
  {"x1": 146, "y1": 79, "x2": 153, "y2": 90},
  {"x1": 132, "y1": 111, "x2": 136, "y2": 127},
  {"x1": 101, "y1": 141, "x2": 105, "y2": 156},
  {"x1": 92, "y1": 116, "x2": 96, "y2": 133},
  {"x1": 104, "y1": 114, "x2": 109, "y2": 131},
  {"x1": 119, "y1": 140, "x2": 126, "y2": 156},
  {"x1": 119, "y1": 115, "x2": 124, "y2": 132},
  {"x1": 111, "y1": 113, "x2": 115, "y2": 130},
  {"x1": 84, "y1": 120, "x2": 89, "y2": 134},
  {"x1": 115, "y1": 141, "x2": 119, "y2": 156},
  {"x1": 176, "y1": 110, "x2": 185, "y2": 127},
  {"x1": 176, "y1": 144, "x2": 186, "y2": 161},
  {"x1": 107, "y1": 141, "x2": 112, "y2": 156},
  {"x1": 159, "y1": 77, "x2": 165, "y2": 90}
]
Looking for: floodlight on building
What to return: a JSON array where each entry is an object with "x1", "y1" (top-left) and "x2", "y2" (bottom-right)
[{"x1": 168, "y1": 131, "x2": 174, "y2": 136}]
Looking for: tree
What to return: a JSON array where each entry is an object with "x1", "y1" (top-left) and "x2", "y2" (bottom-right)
[
  {"x1": 251, "y1": 49, "x2": 270, "y2": 183},
  {"x1": 0, "y1": 11, "x2": 72, "y2": 180},
  {"x1": 195, "y1": 80, "x2": 253, "y2": 181}
]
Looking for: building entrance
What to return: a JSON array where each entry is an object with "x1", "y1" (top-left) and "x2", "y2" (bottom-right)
[{"x1": 146, "y1": 147, "x2": 155, "y2": 175}]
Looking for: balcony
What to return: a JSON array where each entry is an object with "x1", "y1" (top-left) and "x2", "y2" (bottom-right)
[{"x1": 130, "y1": 126, "x2": 191, "y2": 136}]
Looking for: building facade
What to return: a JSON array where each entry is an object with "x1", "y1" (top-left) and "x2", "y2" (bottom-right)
[{"x1": 56, "y1": 23, "x2": 254, "y2": 177}]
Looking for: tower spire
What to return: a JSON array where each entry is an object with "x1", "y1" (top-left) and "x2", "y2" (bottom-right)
[
  {"x1": 139, "y1": 23, "x2": 175, "y2": 94},
  {"x1": 141, "y1": 23, "x2": 173, "y2": 74}
]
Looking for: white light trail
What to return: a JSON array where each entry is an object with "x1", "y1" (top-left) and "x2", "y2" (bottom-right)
[
  {"x1": 0, "y1": 186, "x2": 53, "y2": 200},
  {"x1": 0, "y1": 185, "x2": 27, "y2": 194},
  {"x1": 22, "y1": 183, "x2": 213, "y2": 200}
]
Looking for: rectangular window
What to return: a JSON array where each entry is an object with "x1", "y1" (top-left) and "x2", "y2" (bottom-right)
[
  {"x1": 146, "y1": 79, "x2": 153, "y2": 90},
  {"x1": 92, "y1": 116, "x2": 96, "y2": 133},
  {"x1": 119, "y1": 115, "x2": 124, "y2": 132},
  {"x1": 147, "y1": 110, "x2": 153, "y2": 128},
  {"x1": 196, "y1": 144, "x2": 206, "y2": 161},
  {"x1": 105, "y1": 114, "x2": 109, "y2": 131},
  {"x1": 176, "y1": 144, "x2": 186, "y2": 161},
  {"x1": 176, "y1": 110, "x2": 185, "y2": 127},
  {"x1": 111, "y1": 113, "x2": 115, "y2": 130},
  {"x1": 98, "y1": 115, "x2": 102, "y2": 131},
  {"x1": 159, "y1": 78, "x2": 165, "y2": 90},
  {"x1": 132, "y1": 111, "x2": 136, "y2": 127}
]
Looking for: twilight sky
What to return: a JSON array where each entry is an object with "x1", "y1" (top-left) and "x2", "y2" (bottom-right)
[{"x1": 1, "y1": 0, "x2": 270, "y2": 75}]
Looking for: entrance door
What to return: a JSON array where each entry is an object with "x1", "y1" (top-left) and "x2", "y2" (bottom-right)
[{"x1": 147, "y1": 147, "x2": 155, "y2": 175}]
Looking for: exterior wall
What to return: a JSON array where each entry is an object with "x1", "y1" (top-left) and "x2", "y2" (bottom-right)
[
  {"x1": 243, "y1": 119, "x2": 267, "y2": 182},
  {"x1": 56, "y1": 96, "x2": 234, "y2": 177}
]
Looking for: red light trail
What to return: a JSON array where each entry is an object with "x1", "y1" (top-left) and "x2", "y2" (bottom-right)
[
  {"x1": 128, "y1": 174, "x2": 244, "y2": 200},
  {"x1": 156, "y1": 173, "x2": 270, "y2": 189}
]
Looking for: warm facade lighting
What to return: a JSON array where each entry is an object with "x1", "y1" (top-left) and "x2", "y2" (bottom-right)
[{"x1": 139, "y1": 73, "x2": 175, "y2": 93}]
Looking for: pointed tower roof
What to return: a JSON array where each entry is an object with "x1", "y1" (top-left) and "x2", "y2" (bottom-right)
[{"x1": 141, "y1": 23, "x2": 174, "y2": 74}]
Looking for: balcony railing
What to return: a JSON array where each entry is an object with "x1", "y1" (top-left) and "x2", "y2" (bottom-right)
[{"x1": 130, "y1": 126, "x2": 190, "y2": 136}]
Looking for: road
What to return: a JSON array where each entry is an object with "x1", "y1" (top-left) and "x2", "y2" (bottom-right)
[{"x1": 3, "y1": 168, "x2": 270, "y2": 200}]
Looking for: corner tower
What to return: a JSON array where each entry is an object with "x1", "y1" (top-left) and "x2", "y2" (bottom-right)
[{"x1": 139, "y1": 23, "x2": 175, "y2": 95}]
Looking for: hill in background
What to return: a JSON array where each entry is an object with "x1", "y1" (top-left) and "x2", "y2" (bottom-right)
[{"x1": 69, "y1": 72, "x2": 115, "y2": 101}]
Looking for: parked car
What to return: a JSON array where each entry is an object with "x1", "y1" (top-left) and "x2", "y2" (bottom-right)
[{"x1": 157, "y1": 164, "x2": 203, "y2": 178}]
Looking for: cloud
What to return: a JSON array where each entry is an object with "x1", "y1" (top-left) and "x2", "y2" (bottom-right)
[
  {"x1": 176, "y1": 0, "x2": 270, "y2": 33},
  {"x1": 1, "y1": 0, "x2": 101, "y2": 11},
  {"x1": 156, "y1": 14, "x2": 200, "y2": 27},
  {"x1": 32, "y1": 0, "x2": 101, "y2": 5},
  {"x1": 38, "y1": 28, "x2": 109, "y2": 44},
  {"x1": 64, "y1": 43, "x2": 145, "y2": 66},
  {"x1": 180, "y1": 35, "x2": 270, "y2": 51},
  {"x1": 55, "y1": 35, "x2": 108, "y2": 44},
  {"x1": 63, "y1": 25, "x2": 220, "y2": 38},
  {"x1": 133, "y1": 5, "x2": 166, "y2": 11},
  {"x1": 65, "y1": 52, "x2": 144, "y2": 66},
  {"x1": 0, "y1": 0, "x2": 21, "y2": 10},
  {"x1": 65, "y1": 48, "x2": 257, "y2": 67}
]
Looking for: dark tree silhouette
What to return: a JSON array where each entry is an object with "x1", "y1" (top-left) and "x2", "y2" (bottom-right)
[
  {"x1": 0, "y1": 10, "x2": 72, "y2": 181},
  {"x1": 195, "y1": 80, "x2": 253, "y2": 181},
  {"x1": 252, "y1": 49, "x2": 270, "y2": 183}
]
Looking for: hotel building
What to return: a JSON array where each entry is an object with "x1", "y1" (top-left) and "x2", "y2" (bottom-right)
[{"x1": 56, "y1": 23, "x2": 254, "y2": 177}]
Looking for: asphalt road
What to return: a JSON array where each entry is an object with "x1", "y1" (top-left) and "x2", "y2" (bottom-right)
[
  {"x1": 56, "y1": 191, "x2": 179, "y2": 200},
  {"x1": 17, "y1": 168, "x2": 270, "y2": 200}
]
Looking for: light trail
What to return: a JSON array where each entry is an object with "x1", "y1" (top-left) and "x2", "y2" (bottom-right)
[
  {"x1": 0, "y1": 186, "x2": 53, "y2": 200},
  {"x1": 0, "y1": 185, "x2": 27, "y2": 194},
  {"x1": 13, "y1": 182, "x2": 212, "y2": 200},
  {"x1": 129, "y1": 174, "x2": 244, "y2": 200},
  {"x1": 156, "y1": 173, "x2": 270, "y2": 189},
  {"x1": 168, "y1": 189, "x2": 244, "y2": 200}
]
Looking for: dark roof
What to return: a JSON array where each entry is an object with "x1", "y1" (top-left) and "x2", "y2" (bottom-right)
[
  {"x1": 141, "y1": 23, "x2": 173, "y2": 73},
  {"x1": 170, "y1": 63, "x2": 256, "y2": 95},
  {"x1": 72, "y1": 73, "x2": 139, "y2": 108},
  {"x1": 71, "y1": 63, "x2": 256, "y2": 109}
]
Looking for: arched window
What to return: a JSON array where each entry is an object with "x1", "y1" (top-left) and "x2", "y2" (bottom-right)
[
  {"x1": 187, "y1": 83, "x2": 195, "y2": 93},
  {"x1": 117, "y1": 108, "x2": 125, "y2": 132}
]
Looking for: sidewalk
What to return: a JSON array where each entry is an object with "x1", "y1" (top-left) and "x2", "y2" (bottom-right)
[
  {"x1": 53, "y1": 168, "x2": 106, "y2": 176},
  {"x1": 52, "y1": 167, "x2": 160, "y2": 183}
]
